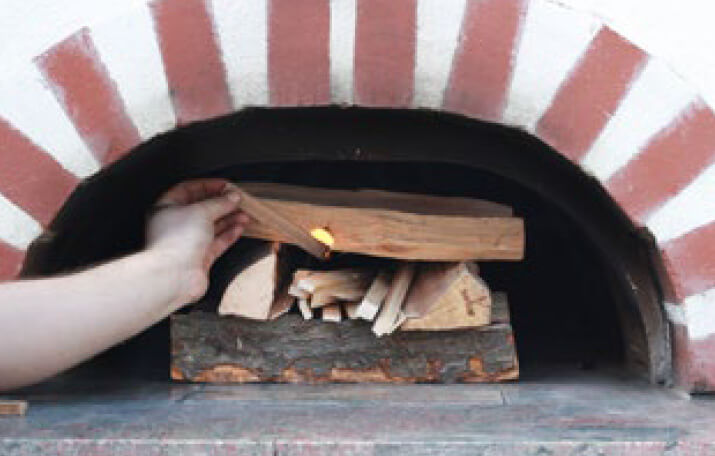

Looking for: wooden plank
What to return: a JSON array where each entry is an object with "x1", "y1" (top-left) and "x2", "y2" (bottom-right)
[
  {"x1": 235, "y1": 186, "x2": 329, "y2": 259},
  {"x1": 401, "y1": 262, "x2": 491, "y2": 331},
  {"x1": 218, "y1": 242, "x2": 287, "y2": 320},
  {"x1": 171, "y1": 313, "x2": 519, "y2": 383},
  {"x1": 241, "y1": 182, "x2": 513, "y2": 217},
  {"x1": 373, "y1": 263, "x2": 416, "y2": 336},
  {"x1": 239, "y1": 184, "x2": 524, "y2": 261},
  {"x1": 0, "y1": 400, "x2": 27, "y2": 416},
  {"x1": 294, "y1": 269, "x2": 372, "y2": 293}
]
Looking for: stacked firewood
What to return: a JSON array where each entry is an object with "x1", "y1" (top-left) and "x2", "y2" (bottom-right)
[
  {"x1": 172, "y1": 183, "x2": 524, "y2": 383},
  {"x1": 219, "y1": 255, "x2": 494, "y2": 336}
]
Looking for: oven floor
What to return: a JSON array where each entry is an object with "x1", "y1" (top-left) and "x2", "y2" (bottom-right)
[{"x1": 2, "y1": 369, "x2": 714, "y2": 455}]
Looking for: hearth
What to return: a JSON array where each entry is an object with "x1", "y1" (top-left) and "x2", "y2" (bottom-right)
[{"x1": 21, "y1": 107, "x2": 668, "y2": 386}]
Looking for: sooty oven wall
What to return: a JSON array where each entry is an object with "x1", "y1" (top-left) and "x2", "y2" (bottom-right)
[{"x1": 22, "y1": 107, "x2": 664, "y2": 383}]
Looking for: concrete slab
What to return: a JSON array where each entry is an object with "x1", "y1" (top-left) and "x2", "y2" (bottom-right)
[{"x1": 1, "y1": 370, "x2": 714, "y2": 455}]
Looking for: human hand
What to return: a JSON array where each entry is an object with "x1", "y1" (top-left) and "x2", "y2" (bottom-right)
[{"x1": 146, "y1": 179, "x2": 249, "y2": 306}]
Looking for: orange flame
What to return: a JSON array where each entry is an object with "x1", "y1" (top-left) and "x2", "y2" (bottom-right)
[{"x1": 310, "y1": 227, "x2": 335, "y2": 248}]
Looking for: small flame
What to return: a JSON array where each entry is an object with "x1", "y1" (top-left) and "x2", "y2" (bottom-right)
[{"x1": 310, "y1": 227, "x2": 335, "y2": 247}]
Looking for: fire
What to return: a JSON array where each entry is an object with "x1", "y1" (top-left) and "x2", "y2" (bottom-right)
[{"x1": 310, "y1": 227, "x2": 335, "y2": 248}]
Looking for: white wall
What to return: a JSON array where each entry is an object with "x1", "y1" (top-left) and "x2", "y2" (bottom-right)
[{"x1": 1, "y1": 0, "x2": 714, "y2": 108}]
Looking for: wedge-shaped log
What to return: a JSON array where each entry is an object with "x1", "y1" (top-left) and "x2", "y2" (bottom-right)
[
  {"x1": 401, "y1": 262, "x2": 491, "y2": 331},
  {"x1": 239, "y1": 183, "x2": 524, "y2": 261},
  {"x1": 218, "y1": 242, "x2": 288, "y2": 320}
]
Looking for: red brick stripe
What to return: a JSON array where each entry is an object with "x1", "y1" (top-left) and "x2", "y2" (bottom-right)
[
  {"x1": 269, "y1": 0, "x2": 330, "y2": 106},
  {"x1": 354, "y1": 0, "x2": 416, "y2": 107},
  {"x1": 0, "y1": 241, "x2": 24, "y2": 281},
  {"x1": 661, "y1": 221, "x2": 715, "y2": 302},
  {"x1": 36, "y1": 29, "x2": 141, "y2": 165},
  {"x1": 443, "y1": 0, "x2": 525, "y2": 121},
  {"x1": 152, "y1": 0, "x2": 232, "y2": 124},
  {"x1": 607, "y1": 102, "x2": 715, "y2": 222},
  {"x1": 536, "y1": 28, "x2": 647, "y2": 162},
  {"x1": 0, "y1": 119, "x2": 77, "y2": 226}
]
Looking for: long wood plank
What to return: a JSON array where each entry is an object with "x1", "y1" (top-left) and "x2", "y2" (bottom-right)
[{"x1": 238, "y1": 183, "x2": 524, "y2": 261}]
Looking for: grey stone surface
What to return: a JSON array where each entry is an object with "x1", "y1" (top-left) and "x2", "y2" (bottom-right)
[{"x1": 2, "y1": 370, "x2": 715, "y2": 455}]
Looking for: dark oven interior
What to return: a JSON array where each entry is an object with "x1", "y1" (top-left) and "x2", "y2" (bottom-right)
[{"x1": 20, "y1": 107, "x2": 670, "y2": 385}]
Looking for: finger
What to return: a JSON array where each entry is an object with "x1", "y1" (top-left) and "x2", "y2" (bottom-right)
[
  {"x1": 214, "y1": 211, "x2": 245, "y2": 234},
  {"x1": 157, "y1": 179, "x2": 237, "y2": 206},
  {"x1": 204, "y1": 224, "x2": 245, "y2": 268},
  {"x1": 195, "y1": 192, "x2": 242, "y2": 222}
]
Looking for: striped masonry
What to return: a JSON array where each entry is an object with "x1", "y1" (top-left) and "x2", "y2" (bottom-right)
[
  {"x1": 536, "y1": 27, "x2": 647, "y2": 162},
  {"x1": 443, "y1": 0, "x2": 526, "y2": 121},
  {"x1": 151, "y1": 0, "x2": 232, "y2": 124},
  {"x1": 0, "y1": 118, "x2": 77, "y2": 226},
  {"x1": 606, "y1": 102, "x2": 715, "y2": 222},
  {"x1": 36, "y1": 28, "x2": 141, "y2": 164},
  {"x1": 354, "y1": 0, "x2": 416, "y2": 107},
  {"x1": 269, "y1": 0, "x2": 331, "y2": 106}
]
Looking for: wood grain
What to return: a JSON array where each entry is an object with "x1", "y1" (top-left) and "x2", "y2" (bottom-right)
[{"x1": 239, "y1": 183, "x2": 524, "y2": 261}]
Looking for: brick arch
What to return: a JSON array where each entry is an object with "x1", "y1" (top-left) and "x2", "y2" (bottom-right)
[{"x1": 0, "y1": 0, "x2": 712, "y2": 390}]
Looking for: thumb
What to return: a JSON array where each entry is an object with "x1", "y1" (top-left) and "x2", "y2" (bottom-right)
[{"x1": 194, "y1": 191, "x2": 241, "y2": 222}]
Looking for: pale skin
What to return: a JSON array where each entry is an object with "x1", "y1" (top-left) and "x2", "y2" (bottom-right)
[{"x1": 0, "y1": 179, "x2": 249, "y2": 391}]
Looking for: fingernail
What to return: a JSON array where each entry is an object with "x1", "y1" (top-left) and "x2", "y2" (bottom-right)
[{"x1": 227, "y1": 192, "x2": 240, "y2": 203}]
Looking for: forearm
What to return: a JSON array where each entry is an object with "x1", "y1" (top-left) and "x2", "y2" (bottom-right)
[{"x1": 0, "y1": 249, "x2": 184, "y2": 391}]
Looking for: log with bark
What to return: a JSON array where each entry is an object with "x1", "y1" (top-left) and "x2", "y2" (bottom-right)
[
  {"x1": 171, "y1": 301, "x2": 518, "y2": 384},
  {"x1": 237, "y1": 183, "x2": 524, "y2": 261}
]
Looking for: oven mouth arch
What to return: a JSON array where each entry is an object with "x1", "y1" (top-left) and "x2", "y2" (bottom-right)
[{"x1": 22, "y1": 106, "x2": 671, "y2": 384}]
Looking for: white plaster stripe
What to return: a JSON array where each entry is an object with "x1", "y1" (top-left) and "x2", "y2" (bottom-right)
[
  {"x1": 329, "y1": 0, "x2": 357, "y2": 104},
  {"x1": 0, "y1": 194, "x2": 42, "y2": 249},
  {"x1": 91, "y1": 4, "x2": 176, "y2": 140},
  {"x1": 665, "y1": 302, "x2": 687, "y2": 326},
  {"x1": 0, "y1": 65, "x2": 99, "y2": 178},
  {"x1": 646, "y1": 161, "x2": 715, "y2": 244},
  {"x1": 684, "y1": 287, "x2": 715, "y2": 340},
  {"x1": 581, "y1": 58, "x2": 696, "y2": 181},
  {"x1": 211, "y1": 0, "x2": 269, "y2": 108},
  {"x1": 412, "y1": 0, "x2": 466, "y2": 109},
  {"x1": 502, "y1": 0, "x2": 600, "y2": 131}
]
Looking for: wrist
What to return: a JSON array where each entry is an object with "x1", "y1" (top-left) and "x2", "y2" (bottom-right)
[{"x1": 139, "y1": 247, "x2": 204, "y2": 312}]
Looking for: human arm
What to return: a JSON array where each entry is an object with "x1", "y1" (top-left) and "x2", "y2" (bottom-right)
[{"x1": 0, "y1": 179, "x2": 248, "y2": 391}]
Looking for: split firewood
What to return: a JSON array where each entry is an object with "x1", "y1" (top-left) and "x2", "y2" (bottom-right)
[
  {"x1": 239, "y1": 183, "x2": 524, "y2": 261},
  {"x1": 218, "y1": 242, "x2": 288, "y2": 320},
  {"x1": 287, "y1": 285, "x2": 309, "y2": 299},
  {"x1": 234, "y1": 186, "x2": 330, "y2": 260},
  {"x1": 343, "y1": 302, "x2": 360, "y2": 319},
  {"x1": 322, "y1": 304, "x2": 342, "y2": 322},
  {"x1": 401, "y1": 262, "x2": 491, "y2": 331},
  {"x1": 0, "y1": 400, "x2": 27, "y2": 416},
  {"x1": 373, "y1": 263, "x2": 417, "y2": 337},
  {"x1": 294, "y1": 269, "x2": 372, "y2": 294},
  {"x1": 309, "y1": 283, "x2": 370, "y2": 309},
  {"x1": 297, "y1": 298, "x2": 313, "y2": 320},
  {"x1": 355, "y1": 270, "x2": 393, "y2": 321},
  {"x1": 268, "y1": 293, "x2": 294, "y2": 320},
  {"x1": 309, "y1": 290, "x2": 337, "y2": 309}
]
